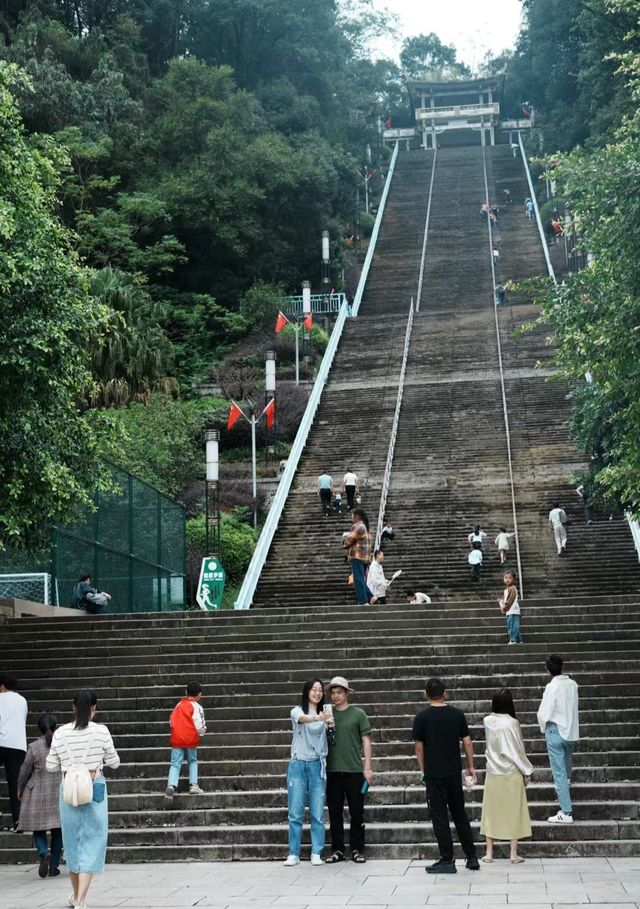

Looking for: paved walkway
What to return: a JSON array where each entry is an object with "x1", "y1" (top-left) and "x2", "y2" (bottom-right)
[{"x1": 4, "y1": 858, "x2": 640, "y2": 909}]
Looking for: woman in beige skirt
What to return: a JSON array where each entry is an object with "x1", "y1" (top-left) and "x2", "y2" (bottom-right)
[{"x1": 481, "y1": 688, "x2": 533, "y2": 863}]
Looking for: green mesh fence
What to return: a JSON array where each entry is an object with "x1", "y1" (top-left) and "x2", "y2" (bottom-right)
[{"x1": 52, "y1": 463, "x2": 186, "y2": 613}]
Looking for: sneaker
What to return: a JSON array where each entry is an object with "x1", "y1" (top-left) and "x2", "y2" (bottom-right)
[
  {"x1": 426, "y1": 859, "x2": 456, "y2": 874},
  {"x1": 548, "y1": 810, "x2": 573, "y2": 824},
  {"x1": 283, "y1": 854, "x2": 300, "y2": 866},
  {"x1": 508, "y1": 641, "x2": 516, "y2": 645},
  {"x1": 49, "y1": 868, "x2": 61, "y2": 877},
  {"x1": 68, "y1": 895, "x2": 77, "y2": 908},
  {"x1": 38, "y1": 852, "x2": 51, "y2": 878},
  {"x1": 310, "y1": 853, "x2": 323, "y2": 866},
  {"x1": 466, "y1": 856, "x2": 480, "y2": 871},
  {"x1": 164, "y1": 785, "x2": 175, "y2": 799},
  {"x1": 189, "y1": 784, "x2": 204, "y2": 794}
]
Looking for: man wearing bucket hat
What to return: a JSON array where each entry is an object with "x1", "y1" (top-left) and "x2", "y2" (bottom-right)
[{"x1": 324, "y1": 676, "x2": 373, "y2": 865}]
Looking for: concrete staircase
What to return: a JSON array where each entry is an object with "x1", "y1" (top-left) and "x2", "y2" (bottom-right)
[{"x1": 1, "y1": 601, "x2": 640, "y2": 862}]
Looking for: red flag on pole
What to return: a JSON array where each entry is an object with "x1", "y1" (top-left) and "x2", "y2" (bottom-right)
[
  {"x1": 275, "y1": 311, "x2": 289, "y2": 333},
  {"x1": 384, "y1": 117, "x2": 392, "y2": 128},
  {"x1": 262, "y1": 397, "x2": 275, "y2": 429},
  {"x1": 303, "y1": 312, "x2": 313, "y2": 331},
  {"x1": 227, "y1": 401, "x2": 243, "y2": 430}
]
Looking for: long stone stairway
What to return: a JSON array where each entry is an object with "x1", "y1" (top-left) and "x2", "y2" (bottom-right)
[
  {"x1": 1, "y1": 601, "x2": 640, "y2": 862},
  {"x1": 1, "y1": 144, "x2": 640, "y2": 866}
]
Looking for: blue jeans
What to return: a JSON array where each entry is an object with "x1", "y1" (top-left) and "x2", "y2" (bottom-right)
[
  {"x1": 287, "y1": 759, "x2": 326, "y2": 856},
  {"x1": 351, "y1": 559, "x2": 372, "y2": 605},
  {"x1": 33, "y1": 828, "x2": 62, "y2": 869},
  {"x1": 168, "y1": 747, "x2": 198, "y2": 787},
  {"x1": 507, "y1": 613, "x2": 522, "y2": 643},
  {"x1": 545, "y1": 723, "x2": 574, "y2": 813}
]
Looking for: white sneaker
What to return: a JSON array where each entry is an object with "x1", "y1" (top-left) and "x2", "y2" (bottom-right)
[
  {"x1": 189, "y1": 784, "x2": 204, "y2": 794},
  {"x1": 548, "y1": 810, "x2": 573, "y2": 824},
  {"x1": 310, "y1": 853, "x2": 323, "y2": 866},
  {"x1": 68, "y1": 896, "x2": 76, "y2": 908},
  {"x1": 283, "y1": 854, "x2": 300, "y2": 866}
]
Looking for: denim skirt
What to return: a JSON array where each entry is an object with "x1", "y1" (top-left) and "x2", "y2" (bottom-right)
[{"x1": 59, "y1": 781, "x2": 109, "y2": 873}]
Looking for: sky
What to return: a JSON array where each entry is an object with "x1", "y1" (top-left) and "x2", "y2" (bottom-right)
[{"x1": 370, "y1": 0, "x2": 523, "y2": 72}]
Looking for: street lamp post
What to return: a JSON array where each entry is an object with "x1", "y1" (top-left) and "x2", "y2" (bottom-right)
[
  {"x1": 265, "y1": 350, "x2": 276, "y2": 462},
  {"x1": 205, "y1": 429, "x2": 220, "y2": 557},
  {"x1": 321, "y1": 231, "x2": 330, "y2": 301}
]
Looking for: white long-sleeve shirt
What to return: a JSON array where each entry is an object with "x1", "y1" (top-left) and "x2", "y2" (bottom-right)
[
  {"x1": 46, "y1": 722, "x2": 120, "y2": 773},
  {"x1": 367, "y1": 560, "x2": 388, "y2": 599},
  {"x1": 537, "y1": 675, "x2": 579, "y2": 742},
  {"x1": 0, "y1": 690, "x2": 28, "y2": 751}
]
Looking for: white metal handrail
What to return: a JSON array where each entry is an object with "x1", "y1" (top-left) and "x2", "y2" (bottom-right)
[
  {"x1": 234, "y1": 144, "x2": 400, "y2": 609},
  {"x1": 482, "y1": 144, "x2": 525, "y2": 598},
  {"x1": 351, "y1": 141, "x2": 399, "y2": 316},
  {"x1": 415, "y1": 146, "x2": 438, "y2": 312},
  {"x1": 518, "y1": 132, "x2": 556, "y2": 283},
  {"x1": 374, "y1": 302, "x2": 414, "y2": 551},
  {"x1": 626, "y1": 515, "x2": 640, "y2": 561}
]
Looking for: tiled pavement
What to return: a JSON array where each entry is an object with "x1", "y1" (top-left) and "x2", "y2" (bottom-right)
[{"x1": 3, "y1": 858, "x2": 640, "y2": 909}]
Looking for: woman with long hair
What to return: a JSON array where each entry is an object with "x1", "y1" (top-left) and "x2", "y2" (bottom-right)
[
  {"x1": 46, "y1": 691, "x2": 120, "y2": 908},
  {"x1": 480, "y1": 688, "x2": 533, "y2": 863},
  {"x1": 343, "y1": 508, "x2": 373, "y2": 606},
  {"x1": 284, "y1": 677, "x2": 334, "y2": 867},
  {"x1": 17, "y1": 713, "x2": 63, "y2": 878}
]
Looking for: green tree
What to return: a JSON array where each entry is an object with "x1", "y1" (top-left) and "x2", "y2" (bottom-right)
[
  {"x1": 0, "y1": 62, "x2": 109, "y2": 549},
  {"x1": 400, "y1": 33, "x2": 470, "y2": 80}
]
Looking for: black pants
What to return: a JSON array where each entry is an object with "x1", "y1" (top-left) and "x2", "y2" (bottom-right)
[
  {"x1": 0, "y1": 747, "x2": 26, "y2": 824},
  {"x1": 425, "y1": 774, "x2": 476, "y2": 862},
  {"x1": 470, "y1": 563, "x2": 480, "y2": 582},
  {"x1": 345, "y1": 485, "x2": 356, "y2": 509},
  {"x1": 327, "y1": 771, "x2": 365, "y2": 853},
  {"x1": 320, "y1": 489, "x2": 332, "y2": 514}
]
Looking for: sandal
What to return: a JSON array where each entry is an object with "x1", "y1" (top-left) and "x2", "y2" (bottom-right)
[
  {"x1": 351, "y1": 850, "x2": 366, "y2": 864},
  {"x1": 325, "y1": 851, "x2": 345, "y2": 864}
]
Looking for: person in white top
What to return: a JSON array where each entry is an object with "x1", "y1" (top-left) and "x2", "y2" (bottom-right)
[
  {"x1": 47, "y1": 690, "x2": 120, "y2": 909},
  {"x1": 481, "y1": 689, "x2": 533, "y2": 863},
  {"x1": 548, "y1": 502, "x2": 568, "y2": 555},
  {"x1": 536, "y1": 655, "x2": 579, "y2": 824},
  {"x1": 468, "y1": 542, "x2": 483, "y2": 581},
  {"x1": 0, "y1": 673, "x2": 28, "y2": 830},
  {"x1": 498, "y1": 571, "x2": 522, "y2": 644},
  {"x1": 406, "y1": 590, "x2": 431, "y2": 605},
  {"x1": 495, "y1": 527, "x2": 516, "y2": 564},
  {"x1": 468, "y1": 525, "x2": 487, "y2": 547},
  {"x1": 367, "y1": 550, "x2": 390, "y2": 604},
  {"x1": 342, "y1": 470, "x2": 359, "y2": 510}
]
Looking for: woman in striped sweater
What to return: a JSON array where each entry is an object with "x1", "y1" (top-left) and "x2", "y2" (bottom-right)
[{"x1": 47, "y1": 690, "x2": 120, "y2": 909}]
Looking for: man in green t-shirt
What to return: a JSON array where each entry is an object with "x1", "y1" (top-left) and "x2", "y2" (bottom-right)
[{"x1": 324, "y1": 676, "x2": 373, "y2": 864}]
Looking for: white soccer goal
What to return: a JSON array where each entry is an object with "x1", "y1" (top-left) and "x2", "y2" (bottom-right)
[{"x1": 0, "y1": 573, "x2": 52, "y2": 605}]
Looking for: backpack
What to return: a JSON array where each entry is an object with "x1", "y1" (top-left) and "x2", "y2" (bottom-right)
[{"x1": 62, "y1": 731, "x2": 95, "y2": 807}]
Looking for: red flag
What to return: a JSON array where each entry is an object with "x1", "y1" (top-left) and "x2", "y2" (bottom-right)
[
  {"x1": 262, "y1": 397, "x2": 275, "y2": 429},
  {"x1": 303, "y1": 312, "x2": 313, "y2": 331},
  {"x1": 384, "y1": 117, "x2": 392, "y2": 128},
  {"x1": 275, "y1": 311, "x2": 289, "y2": 333},
  {"x1": 227, "y1": 401, "x2": 243, "y2": 430}
]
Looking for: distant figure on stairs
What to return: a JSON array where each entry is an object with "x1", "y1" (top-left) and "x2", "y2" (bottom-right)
[
  {"x1": 380, "y1": 515, "x2": 395, "y2": 542},
  {"x1": 343, "y1": 508, "x2": 373, "y2": 606},
  {"x1": 537, "y1": 655, "x2": 580, "y2": 825},
  {"x1": 468, "y1": 525, "x2": 488, "y2": 548},
  {"x1": 495, "y1": 284, "x2": 506, "y2": 306},
  {"x1": 525, "y1": 198, "x2": 535, "y2": 220},
  {"x1": 468, "y1": 542, "x2": 483, "y2": 582},
  {"x1": 342, "y1": 469, "x2": 360, "y2": 510},
  {"x1": 498, "y1": 571, "x2": 522, "y2": 644},
  {"x1": 548, "y1": 503, "x2": 568, "y2": 556},
  {"x1": 576, "y1": 484, "x2": 594, "y2": 525},
  {"x1": 503, "y1": 188, "x2": 512, "y2": 205},
  {"x1": 406, "y1": 590, "x2": 431, "y2": 605},
  {"x1": 317, "y1": 470, "x2": 333, "y2": 516},
  {"x1": 495, "y1": 527, "x2": 516, "y2": 564},
  {"x1": 493, "y1": 247, "x2": 500, "y2": 267}
]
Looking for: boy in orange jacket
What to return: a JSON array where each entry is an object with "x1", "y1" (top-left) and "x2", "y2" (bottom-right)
[{"x1": 165, "y1": 681, "x2": 206, "y2": 798}]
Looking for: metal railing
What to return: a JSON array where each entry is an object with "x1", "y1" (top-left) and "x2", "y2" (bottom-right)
[
  {"x1": 351, "y1": 141, "x2": 399, "y2": 316},
  {"x1": 518, "y1": 132, "x2": 556, "y2": 282},
  {"x1": 286, "y1": 292, "x2": 347, "y2": 316},
  {"x1": 374, "y1": 302, "x2": 414, "y2": 551},
  {"x1": 481, "y1": 144, "x2": 525, "y2": 597},
  {"x1": 415, "y1": 147, "x2": 438, "y2": 312},
  {"x1": 626, "y1": 516, "x2": 640, "y2": 561},
  {"x1": 234, "y1": 144, "x2": 400, "y2": 609}
]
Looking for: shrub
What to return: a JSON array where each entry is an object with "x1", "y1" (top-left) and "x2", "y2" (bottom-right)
[{"x1": 186, "y1": 513, "x2": 257, "y2": 580}]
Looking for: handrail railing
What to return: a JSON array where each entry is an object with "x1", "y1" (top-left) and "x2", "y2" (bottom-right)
[
  {"x1": 626, "y1": 515, "x2": 640, "y2": 561},
  {"x1": 286, "y1": 292, "x2": 346, "y2": 315},
  {"x1": 351, "y1": 141, "x2": 399, "y2": 316},
  {"x1": 374, "y1": 302, "x2": 414, "y2": 551},
  {"x1": 518, "y1": 132, "x2": 556, "y2": 283},
  {"x1": 234, "y1": 146, "x2": 400, "y2": 609},
  {"x1": 482, "y1": 143, "x2": 525, "y2": 597},
  {"x1": 415, "y1": 147, "x2": 437, "y2": 312}
]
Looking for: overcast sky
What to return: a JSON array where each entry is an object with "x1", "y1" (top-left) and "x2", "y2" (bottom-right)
[{"x1": 370, "y1": 0, "x2": 523, "y2": 71}]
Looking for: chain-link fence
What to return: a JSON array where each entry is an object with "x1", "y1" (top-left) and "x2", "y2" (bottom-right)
[
  {"x1": 52, "y1": 463, "x2": 186, "y2": 613},
  {"x1": 0, "y1": 573, "x2": 52, "y2": 604}
]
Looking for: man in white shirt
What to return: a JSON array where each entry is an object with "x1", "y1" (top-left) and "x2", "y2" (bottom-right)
[
  {"x1": 468, "y1": 543, "x2": 483, "y2": 581},
  {"x1": 548, "y1": 503, "x2": 568, "y2": 555},
  {"x1": 0, "y1": 673, "x2": 28, "y2": 831},
  {"x1": 537, "y1": 655, "x2": 579, "y2": 823},
  {"x1": 342, "y1": 470, "x2": 359, "y2": 510}
]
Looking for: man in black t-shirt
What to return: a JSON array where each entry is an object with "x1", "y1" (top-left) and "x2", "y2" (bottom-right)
[{"x1": 412, "y1": 677, "x2": 479, "y2": 874}]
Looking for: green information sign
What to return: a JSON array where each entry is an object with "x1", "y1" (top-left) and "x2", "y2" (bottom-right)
[{"x1": 196, "y1": 557, "x2": 226, "y2": 611}]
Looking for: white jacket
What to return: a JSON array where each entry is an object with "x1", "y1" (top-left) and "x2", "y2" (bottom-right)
[
  {"x1": 367, "y1": 560, "x2": 388, "y2": 598},
  {"x1": 484, "y1": 713, "x2": 533, "y2": 776},
  {"x1": 537, "y1": 674, "x2": 579, "y2": 742}
]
